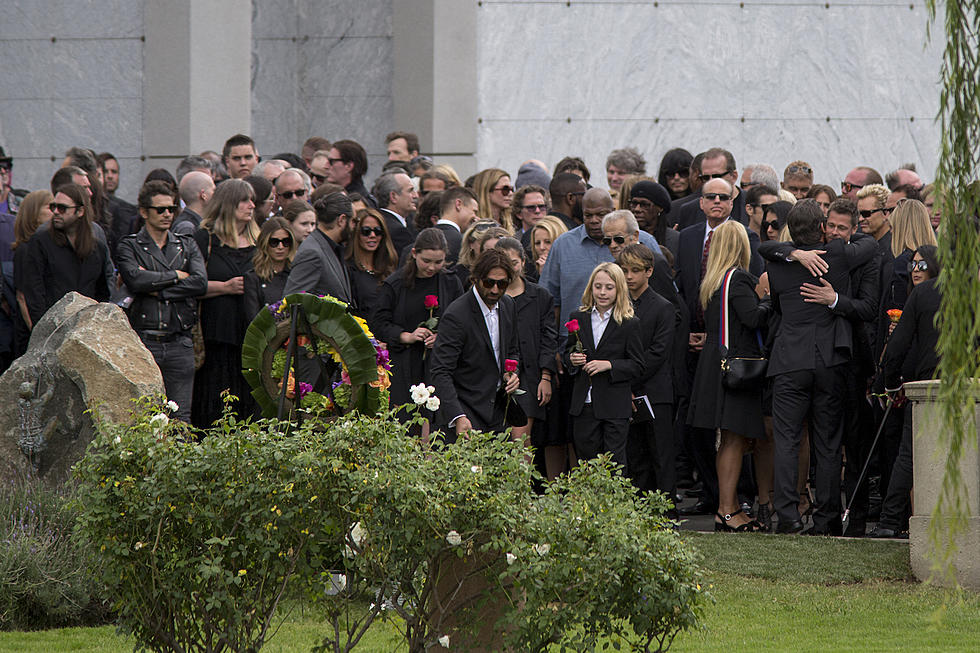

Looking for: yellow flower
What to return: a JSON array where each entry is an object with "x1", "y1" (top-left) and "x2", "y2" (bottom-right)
[
  {"x1": 238, "y1": 569, "x2": 247, "y2": 576},
  {"x1": 353, "y1": 315, "x2": 373, "y2": 338}
]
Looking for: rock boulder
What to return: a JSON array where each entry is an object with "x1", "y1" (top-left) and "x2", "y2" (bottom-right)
[{"x1": 0, "y1": 292, "x2": 164, "y2": 485}]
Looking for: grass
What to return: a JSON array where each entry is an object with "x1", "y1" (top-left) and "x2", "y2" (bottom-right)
[{"x1": 1, "y1": 533, "x2": 978, "y2": 652}]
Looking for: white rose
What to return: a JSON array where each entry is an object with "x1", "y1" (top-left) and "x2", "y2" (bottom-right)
[
  {"x1": 446, "y1": 530, "x2": 462, "y2": 546},
  {"x1": 149, "y1": 413, "x2": 169, "y2": 432},
  {"x1": 506, "y1": 552, "x2": 517, "y2": 565},
  {"x1": 113, "y1": 435, "x2": 122, "y2": 445},
  {"x1": 470, "y1": 465, "x2": 482, "y2": 474},
  {"x1": 410, "y1": 383, "x2": 430, "y2": 405},
  {"x1": 533, "y1": 543, "x2": 550, "y2": 556},
  {"x1": 438, "y1": 635, "x2": 450, "y2": 648},
  {"x1": 166, "y1": 400, "x2": 179, "y2": 412},
  {"x1": 425, "y1": 396, "x2": 441, "y2": 412},
  {"x1": 427, "y1": 385, "x2": 436, "y2": 395}
]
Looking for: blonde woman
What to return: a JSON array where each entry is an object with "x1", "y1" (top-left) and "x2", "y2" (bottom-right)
[
  {"x1": 687, "y1": 221, "x2": 771, "y2": 532},
  {"x1": 455, "y1": 219, "x2": 497, "y2": 289},
  {"x1": 472, "y1": 168, "x2": 514, "y2": 231},
  {"x1": 564, "y1": 262, "x2": 644, "y2": 469},
  {"x1": 244, "y1": 216, "x2": 295, "y2": 320},
  {"x1": 530, "y1": 215, "x2": 568, "y2": 275},
  {"x1": 881, "y1": 198, "x2": 937, "y2": 329}
]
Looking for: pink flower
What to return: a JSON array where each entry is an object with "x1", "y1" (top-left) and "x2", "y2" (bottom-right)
[
  {"x1": 424, "y1": 295, "x2": 439, "y2": 310},
  {"x1": 504, "y1": 358, "x2": 518, "y2": 373},
  {"x1": 298, "y1": 382, "x2": 313, "y2": 399},
  {"x1": 565, "y1": 319, "x2": 580, "y2": 333}
]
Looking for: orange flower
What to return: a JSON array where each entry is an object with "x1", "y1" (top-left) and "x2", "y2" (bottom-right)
[{"x1": 887, "y1": 309, "x2": 903, "y2": 323}]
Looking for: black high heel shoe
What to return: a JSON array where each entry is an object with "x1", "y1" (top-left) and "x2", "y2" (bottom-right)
[
  {"x1": 714, "y1": 509, "x2": 761, "y2": 533},
  {"x1": 756, "y1": 502, "x2": 774, "y2": 532}
]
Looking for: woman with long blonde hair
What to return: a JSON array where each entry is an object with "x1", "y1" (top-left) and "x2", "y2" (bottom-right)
[
  {"x1": 472, "y1": 168, "x2": 514, "y2": 231},
  {"x1": 564, "y1": 262, "x2": 643, "y2": 470},
  {"x1": 879, "y1": 198, "x2": 937, "y2": 342},
  {"x1": 688, "y1": 221, "x2": 771, "y2": 532}
]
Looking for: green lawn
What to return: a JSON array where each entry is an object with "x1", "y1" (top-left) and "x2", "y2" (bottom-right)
[{"x1": 3, "y1": 533, "x2": 978, "y2": 652}]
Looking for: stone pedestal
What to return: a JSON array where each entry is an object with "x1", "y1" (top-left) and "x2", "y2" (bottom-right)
[{"x1": 904, "y1": 380, "x2": 980, "y2": 590}]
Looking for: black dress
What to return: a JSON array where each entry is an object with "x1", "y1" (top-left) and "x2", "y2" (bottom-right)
[
  {"x1": 372, "y1": 270, "x2": 463, "y2": 408},
  {"x1": 347, "y1": 261, "x2": 384, "y2": 321},
  {"x1": 244, "y1": 267, "x2": 290, "y2": 321},
  {"x1": 191, "y1": 230, "x2": 256, "y2": 428},
  {"x1": 687, "y1": 268, "x2": 771, "y2": 439},
  {"x1": 511, "y1": 281, "x2": 557, "y2": 422}
]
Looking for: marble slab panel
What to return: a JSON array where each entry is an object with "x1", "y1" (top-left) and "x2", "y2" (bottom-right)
[
  {"x1": 252, "y1": 38, "x2": 302, "y2": 154},
  {"x1": 299, "y1": 36, "x2": 393, "y2": 99},
  {"x1": 0, "y1": 0, "x2": 142, "y2": 40},
  {"x1": 298, "y1": 0, "x2": 392, "y2": 38},
  {"x1": 253, "y1": 0, "x2": 300, "y2": 39}
]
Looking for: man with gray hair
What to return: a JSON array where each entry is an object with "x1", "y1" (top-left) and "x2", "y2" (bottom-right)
[
  {"x1": 175, "y1": 155, "x2": 214, "y2": 183},
  {"x1": 374, "y1": 171, "x2": 418, "y2": 252},
  {"x1": 254, "y1": 159, "x2": 290, "y2": 183},
  {"x1": 605, "y1": 147, "x2": 646, "y2": 198},
  {"x1": 740, "y1": 164, "x2": 780, "y2": 193},
  {"x1": 173, "y1": 171, "x2": 215, "y2": 235}
]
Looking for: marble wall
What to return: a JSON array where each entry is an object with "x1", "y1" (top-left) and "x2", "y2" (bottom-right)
[{"x1": 475, "y1": 0, "x2": 944, "y2": 189}]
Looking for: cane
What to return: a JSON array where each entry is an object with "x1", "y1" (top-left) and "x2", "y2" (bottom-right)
[{"x1": 841, "y1": 394, "x2": 895, "y2": 528}]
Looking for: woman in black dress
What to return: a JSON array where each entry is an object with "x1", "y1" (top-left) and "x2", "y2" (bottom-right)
[
  {"x1": 687, "y1": 221, "x2": 771, "y2": 532},
  {"x1": 244, "y1": 217, "x2": 295, "y2": 320},
  {"x1": 495, "y1": 237, "x2": 557, "y2": 450},
  {"x1": 345, "y1": 208, "x2": 398, "y2": 321},
  {"x1": 192, "y1": 179, "x2": 259, "y2": 428},
  {"x1": 372, "y1": 227, "x2": 463, "y2": 412}
]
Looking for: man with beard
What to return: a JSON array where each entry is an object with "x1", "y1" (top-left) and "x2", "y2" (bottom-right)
[
  {"x1": 283, "y1": 190, "x2": 354, "y2": 305},
  {"x1": 115, "y1": 181, "x2": 207, "y2": 423},
  {"x1": 21, "y1": 183, "x2": 113, "y2": 323}
]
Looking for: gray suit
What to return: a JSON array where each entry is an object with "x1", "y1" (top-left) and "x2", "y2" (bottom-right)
[{"x1": 283, "y1": 229, "x2": 353, "y2": 306}]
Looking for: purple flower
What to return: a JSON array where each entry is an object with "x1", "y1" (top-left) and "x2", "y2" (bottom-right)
[{"x1": 298, "y1": 382, "x2": 313, "y2": 399}]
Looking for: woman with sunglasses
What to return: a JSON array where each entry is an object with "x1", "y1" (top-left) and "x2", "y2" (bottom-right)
[
  {"x1": 373, "y1": 227, "x2": 463, "y2": 416},
  {"x1": 871, "y1": 245, "x2": 942, "y2": 539},
  {"x1": 191, "y1": 179, "x2": 259, "y2": 428},
  {"x1": 244, "y1": 217, "x2": 295, "y2": 320},
  {"x1": 345, "y1": 208, "x2": 398, "y2": 320},
  {"x1": 760, "y1": 200, "x2": 793, "y2": 242},
  {"x1": 472, "y1": 168, "x2": 515, "y2": 231},
  {"x1": 657, "y1": 148, "x2": 694, "y2": 201}
]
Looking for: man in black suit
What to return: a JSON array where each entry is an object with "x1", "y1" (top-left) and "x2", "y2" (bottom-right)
[
  {"x1": 617, "y1": 244, "x2": 677, "y2": 501},
  {"x1": 283, "y1": 190, "x2": 354, "y2": 306},
  {"x1": 434, "y1": 186, "x2": 478, "y2": 266},
  {"x1": 672, "y1": 148, "x2": 749, "y2": 230},
  {"x1": 373, "y1": 172, "x2": 418, "y2": 253},
  {"x1": 431, "y1": 248, "x2": 521, "y2": 437},
  {"x1": 762, "y1": 199, "x2": 878, "y2": 534},
  {"x1": 672, "y1": 177, "x2": 762, "y2": 515}
]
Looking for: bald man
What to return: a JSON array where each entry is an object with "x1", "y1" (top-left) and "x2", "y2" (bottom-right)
[{"x1": 173, "y1": 170, "x2": 215, "y2": 235}]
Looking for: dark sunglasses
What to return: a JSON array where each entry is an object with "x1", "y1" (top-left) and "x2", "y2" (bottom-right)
[
  {"x1": 763, "y1": 220, "x2": 781, "y2": 232},
  {"x1": 703, "y1": 193, "x2": 732, "y2": 202},
  {"x1": 49, "y1": 202, "x2": 79, "y2": 213},
  {"x1": 481, "y1": 277, "x2": 510, "y2": 290},
  {"x1": 145, "y1": 205, "x2": 179, "y2": 215},
  {"x1": 748, "y1": 202, "x2": 775, "y2": 213},
  {"x1": 327, "y1": 157, "x2": 345, "y2": 166},
  {"x1": 858, "y1": 208, "x2": 882, "y2": 218},
  {"x1": 360, "y1": 226, "x2": 384, "y2": 237},
  {"x1": 268, "y1": 236, "x2": 293, "y2": 248},
  {"x1": 522, "y1": 203, "x2": 548, "y2": 212},
  {"x1": 841, "y1": 181, "x2": 865, "y2": 193},
  {"x1": 908, "y1": 260, "x2": 929, "y2": 272},
  {"x1": 311, "y1": 172, "x2": 327, "y2": 183},
  {"x1": 278, "y1": 189, "x2": 307, "y2": 200},
  {"x1": 698, "y1": 171, "x2": 732, "y2": 183},
  {"x1": 601, "y1": 235, "x2": 627, "y2": 246},
  {"x1": 666, "y1": 169, "x2": 687, "y2": 178},
  {"x1": 629, "y1": 198, "x2": 655, "y2": 209},
  {"x1": 493, "y1": 185, "x2": 514, "y2": 196},
  {"x1": 786, "y1": 165, "x2": 812, "y2": 175}
]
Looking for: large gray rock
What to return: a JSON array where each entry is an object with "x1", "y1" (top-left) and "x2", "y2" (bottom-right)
[{"x1": 0, "y1": 292, "x2": 164, "y2": 485}]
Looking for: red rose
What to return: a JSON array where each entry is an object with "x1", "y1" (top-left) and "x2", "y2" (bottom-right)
[
  {"x1": 565, "y1": 319, "x2": 580, "y2": 333},
  {"x1": 504, "y1": 358, "x2": 518, "y2": 373},
  {"x1": 424, "y1": 295, "x2": 439, "y2": 309}
]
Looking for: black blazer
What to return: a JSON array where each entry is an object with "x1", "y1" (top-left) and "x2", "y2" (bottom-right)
[
  {"x1": 430, "y1": 290, "x2": 519, "y2": 431},
  {"x1": 761, "y1": 235, "x2": 878, "y2": 375},
  {"x1": 513, "y1": 282, "x2": 558, "y2": 419},
  {"x1": 380, "y1": 208, "x2": 416, "y2": 254},
  {"x1": 881, "y1": 278, "x2": 940, "y2": 388},
  {"x1": 435, "y1": 222, "x2": 463, "y2": 265},
  {"x1": 563, "y1": 310, "x2": 644, "y2": 420},
  {"x1": 631, "y1": 287, "x2": 676, "y2": 406},
  {"x1": 283, "y1": 229, "x2": 353, "y2": 305},
  {"x1": 674, "y1": 219, "x2": 762, "y2": 331}
]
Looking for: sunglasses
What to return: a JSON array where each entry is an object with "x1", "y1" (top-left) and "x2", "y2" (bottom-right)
[
  {"x1": 740, "y1": 181, "x2": 758, "y2": 190},
  {"x1": 629, "y1": 198, "x2": 655, "y2": 209},
  {"x1": 327, "y1": 157, "x2": 345, "y2": 166},
  {"x1": 268, "y1": 236, "x2": 293, "y2": 248},
  {"x1": 49, "y1": 202, "x2": 79, "y2": 213},
  {"x1": 703, "y1": 193, "x2": 732, "y2": 202},
  {"x1": 841, "y1": 181, "x2": 865, "y2": 194},
  {"x1": 748, "y1": 202, "x2": 775, "y2": 213},
  {"x1": 311, "y1": 172, "x2": 327, "y2": 183},
  {"x1": 786, "y1": 165, "x2": 812, "y2": 175},
  {"x1": 493, "y1": 185, "x2": 514, "y2": 196},
  {"x1": 858, "y1": 208, "x2": 882, "y2": 218},
  {"x1": 145, "y1": 205, "x2": 179, "y2": 214},
  {"x1": 360, "y1": 226, "x2": 384, "y2": 237},
  {"x1": 481, "y1": 277, "x2": 510, "y2": 290},
  {"x1": 666, "y1": 170, "x2": 687, "y2": 178},
  {"x1": 909, "y1": 260, "x2": 929, "y2": 272},
  {"x1": 698, "y1": 171, "x2": 732, "y2": 183},
  {"x1": 763, "y1": 220, "x2": 781, "y2": 232},
  {"x1": 601, "y1": 235, "x2": 627, "y2": 246},
  {"x1": 278, "y1": 189, "x2": 307, "y2": 200},
  {"x1": 522, "y1": 203, "x2": 548, "y2": 212}
]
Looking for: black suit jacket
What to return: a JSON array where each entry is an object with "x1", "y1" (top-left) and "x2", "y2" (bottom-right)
[
  {"x1": 674, "y1": 219, "x2": 762, "y2": 331},
  {"x1": 761, "y1": 236, "x2": 878, "y2": 375},
  {"x1": 430, "y1": 290, "x2": 519, "y2": 431},
  {"x1": 435, "y1": 221, "x2": 463, "y2": 265},
  {"x1": 631, "y1": 287, "x2": 676, "y2": 405},
  {"x1": 380, "y1": 208, "x2": 416, "y2": 254},
  {"x1": 563, "y1": 310, "x2": 644, "y2": 420},
  {"x1": 283, "y1": 229, "x2": 353, "y2": 305},
  {"x1": 881, "y1": 278, "x2": 940, "y2": 388}
]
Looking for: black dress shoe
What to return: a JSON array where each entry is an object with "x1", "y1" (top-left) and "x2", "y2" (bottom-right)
[
  {"x1": 678, "y1": 500, "x2": 716, "y2": 516},
  {"x1": 867, "y1": 525, "x2": 908, "y2": 539},
  {"x1": 775, "y1": 519, "x2": 804, "y2": 534}
]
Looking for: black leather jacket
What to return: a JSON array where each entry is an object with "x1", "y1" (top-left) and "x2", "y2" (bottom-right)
[{"x1": 115, "y1": 227, "x2": 207, "y2": 334}]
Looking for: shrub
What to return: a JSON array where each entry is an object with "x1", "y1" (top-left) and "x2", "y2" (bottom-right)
[{"x1": 0, "y1": 476, "x2": 109, "y2": 630}]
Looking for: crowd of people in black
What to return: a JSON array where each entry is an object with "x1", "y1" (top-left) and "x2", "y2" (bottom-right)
[{"x1": 0, "y1": 135, "x2": 948, "y2": 536}]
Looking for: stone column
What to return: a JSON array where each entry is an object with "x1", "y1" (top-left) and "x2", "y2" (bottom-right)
[
  {"x1": 905, "y1": 379, "x2": 980, "y2": 590},
  {"x1": 392, "y1": 0, "x2": 477, "y2": 179},
  {"x1": 143, "y1": 0, "x2": 252, "y2": 174}
]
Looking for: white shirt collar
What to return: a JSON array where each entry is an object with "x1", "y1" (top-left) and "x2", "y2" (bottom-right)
[
  {"x1": 436, "y1": 218, "x2": 461, "y2": 232},
  {"x1": 473, "y1": 285, "x2": 496, "y2": 316}
]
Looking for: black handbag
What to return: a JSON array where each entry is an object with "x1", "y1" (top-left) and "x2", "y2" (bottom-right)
[{"x1": 718, "y1": 268, "x2": 768, "y2": 390}]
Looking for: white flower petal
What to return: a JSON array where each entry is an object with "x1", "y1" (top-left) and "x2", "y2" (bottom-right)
[
  {"x1": 425, "y1": 396, "x2": 441, "y2": 412},
  {"x1": 438, "y1": 635, "x2": 450, "y2": 648},
  {"x1": 506, "y1": 552, "x2": 517, "y2": 565},
  {"x1": 446, "y1": 530, "x2": 462, "y2": 546}
]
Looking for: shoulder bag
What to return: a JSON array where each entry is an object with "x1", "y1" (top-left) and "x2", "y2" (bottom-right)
[{"x1": 719, "y1": 268, "x2": 767, "y2": 390}]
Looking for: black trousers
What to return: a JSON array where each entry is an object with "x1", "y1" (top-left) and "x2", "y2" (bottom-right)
[
  {"x1": 840, "y1": 362, "x2": 875, "y2": 535},
  {"x1": 573, "y1": 403, "x2": 629, "y2": 469},
  {"x1": 773, "y1": 359, "x2": 846, "y2": 533},
  {"x1": 626, "y1": 402, "x2": 675, "y2": 497},
  {"x1": 878, "y1": 408, "x2": 913, "y2": 531},
  {"x1": 682, "y1": 350, "x2": 718, "y2": 507}
]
